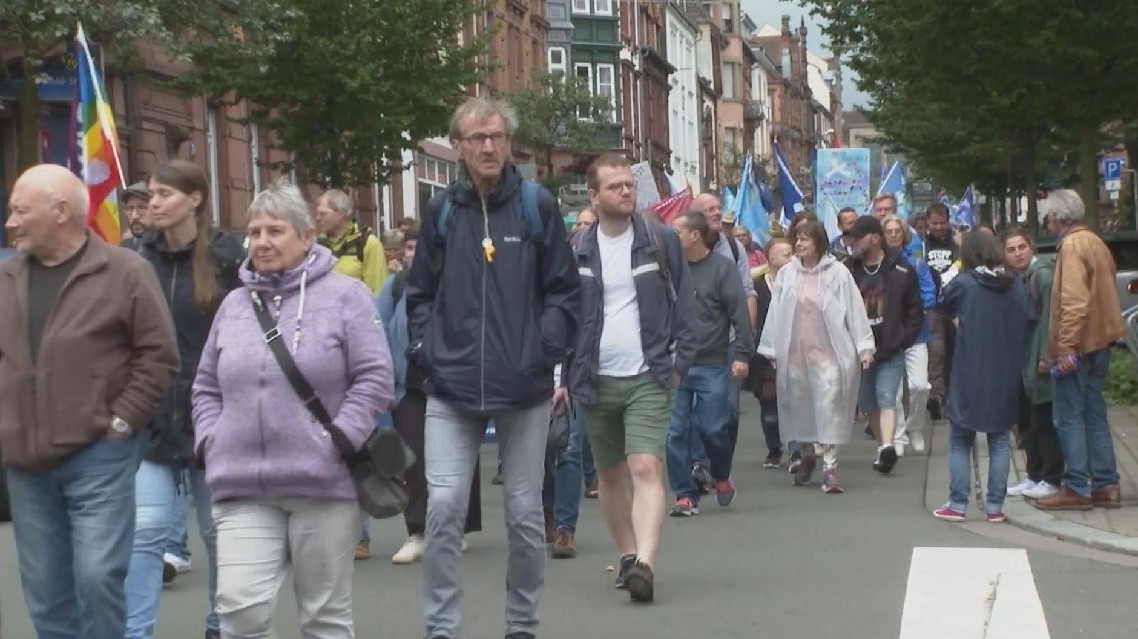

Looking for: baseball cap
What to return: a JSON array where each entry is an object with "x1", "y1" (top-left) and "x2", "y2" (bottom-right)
[
  {"x1": 121, "y1": 181, "x2": 149, "y2": 200},
  {"x1": 722, "y1": 211, "x2": 735, "y2": 223},
  {"x1": 848, "y1": 215, "x2": 883, "y2": 239}
]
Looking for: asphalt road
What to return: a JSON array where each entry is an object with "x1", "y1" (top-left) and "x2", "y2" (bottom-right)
[{"x1": 1, "y1": 401, "x2": 1137, "y2": 638}]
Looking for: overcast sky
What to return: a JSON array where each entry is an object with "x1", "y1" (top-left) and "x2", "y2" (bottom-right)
[{"x1": 739, "y1": 0, "x2": 867, "y2": 109}]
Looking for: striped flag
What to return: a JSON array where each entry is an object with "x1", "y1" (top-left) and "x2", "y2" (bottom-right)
[
  {"x1": 646, "y1": 188, "x2": 692, "y2": 225},
  {"x1": 74, "y1": 23, "x2": 125, "y2": 244}
]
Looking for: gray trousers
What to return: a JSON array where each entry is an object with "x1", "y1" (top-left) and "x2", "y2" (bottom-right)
[{"x1": 422, "y1": 397, "x2": 549, "y2": 638}]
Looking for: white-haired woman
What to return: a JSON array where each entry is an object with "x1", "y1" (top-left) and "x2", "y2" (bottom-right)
[{"x1": 193, "y1": 182, "x2": 395, "y2": 638}]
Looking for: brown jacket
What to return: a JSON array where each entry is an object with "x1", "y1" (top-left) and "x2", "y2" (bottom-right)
[
  {"x1": 1047, "y1": 226, "x2": 1125, "y2": 360},
  {"x1": 0, "y1": 235, "x2": 179, "y2": 471}
]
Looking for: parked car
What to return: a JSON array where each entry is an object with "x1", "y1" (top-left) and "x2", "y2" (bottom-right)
[
  {"x1": 0, "y1": 246, "x2": 12, "y2": 522},
  {"x1": 1033, "y1": 231, "x2": 1138, "y2": 312}
]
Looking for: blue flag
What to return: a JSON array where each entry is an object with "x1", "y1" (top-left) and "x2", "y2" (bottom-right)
[
  {"x1": 954, "y1": 187, "x2": 975, "y2": 229},
  {"x1": 757, "y1": 177, "x2": 776, "y2": 215},
  {"x1": 877, "y1": 161, "x2": 911, "y2": 219},
  {"x1": 734, "y1": 154, "x2": 771, "y2": 246},
  {"x1": 774, "y1": 141, "x2": 804, "y2": 227}
]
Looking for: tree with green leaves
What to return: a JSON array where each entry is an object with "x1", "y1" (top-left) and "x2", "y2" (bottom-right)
[
  {"x1": 802, "y1": 0, "x2": 1138, "y2": 230},
  {"x1": 508, "y1": 69, "x2": 615, "y2": 189},
  {"x1": 0, "y1": 0, "x2": 288, "y2": 172},
  {"x1": 175, "y1": 0, "x2": 490, "y2": 188}
]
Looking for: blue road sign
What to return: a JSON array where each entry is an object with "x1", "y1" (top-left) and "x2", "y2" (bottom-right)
[{"x1": 1103, "y1": 158, "x2": 1125, "y2": 180}]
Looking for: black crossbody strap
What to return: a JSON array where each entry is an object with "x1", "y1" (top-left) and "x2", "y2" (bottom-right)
[{"x1": 249, "y1": 290, "x2": 357, "y2": 460}]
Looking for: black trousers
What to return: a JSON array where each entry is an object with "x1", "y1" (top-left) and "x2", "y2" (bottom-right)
[
  {"x1": 393, "y1": 389, "x2": 482, "y2": 536},
  {"x1": 1017, "y1": 388, "x2": 1064, "y2": 486}
]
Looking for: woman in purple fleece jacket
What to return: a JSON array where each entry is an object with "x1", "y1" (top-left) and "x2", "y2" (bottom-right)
[{"x1": 192, "y1": 181, "x2": 394, "y2": 639}]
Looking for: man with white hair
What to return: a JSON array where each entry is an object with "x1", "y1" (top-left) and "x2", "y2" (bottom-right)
[
  {"x1": 1034, "y1": 189, "x2": 1125, "y2": 511},
  {"x1": 0, "y1": 163, "x2": 179, "y2": 639}
]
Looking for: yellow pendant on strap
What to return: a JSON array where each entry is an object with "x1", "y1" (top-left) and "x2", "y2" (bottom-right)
[{"x1": 482, "y1": 237, "x2": 496, "y2": 263}]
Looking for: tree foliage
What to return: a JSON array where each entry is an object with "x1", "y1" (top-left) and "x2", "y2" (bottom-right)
[
  {"x1": 508, "y1": 69, "x2": 615, "y2": 186},
  {"x1": 175, "y1": 0, "x2": 490, "y2": 188},
  {"x1": 801, "y1": 0, "x2": 1138, "y2": 230},
  {"x1": 0, "y1": 0, "x2": 290, "y2": 172}
]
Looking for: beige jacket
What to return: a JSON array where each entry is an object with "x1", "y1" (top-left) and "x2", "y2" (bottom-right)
[{"x1": 1047, "y1": 226, "x2": 1125, "y2": 360}]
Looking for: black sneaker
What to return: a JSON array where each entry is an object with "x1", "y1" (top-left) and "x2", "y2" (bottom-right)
[
  {"x1": 625, "y1": 561, "x2": 655, "y2": 603},
  {"x1": 928, "y1": 397, "x2": 944, "y2": 421},
  {"x1": 505, "y1": 633, "x2": 536, "y2": 639},
  {"x1": 691, "y1": 463, "x2": 712, "y2": 495},
  {"x1": 205, "y1": 631, "x2": 220, "y2": 639},
  {"x1": 763, "y1": 451, "x2": 782, "y2": 469},
  {"x1": 877, "y1": 445, "x2": 898, "y2": 474},
  {"x1": 614, "y1": 553, "x2": 637, "y2": 589},
  {"x1": 787, "y1": 452, "x2": 802, "y2": 474}
]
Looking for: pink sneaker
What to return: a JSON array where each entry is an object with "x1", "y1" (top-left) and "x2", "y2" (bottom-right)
[
  {"x1": 933, "y1": 505, "x2": 966, "y2": 522},
  {"x1": 986, "y1": 512, "x2": 1007, "y2": 523}
]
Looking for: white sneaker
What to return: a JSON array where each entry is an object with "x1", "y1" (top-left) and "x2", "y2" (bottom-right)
[
  {"x1": 1022, "y1": 481, "x2": 1059, "y2": 499},
  {"x1": 392, "y1": 535, "x2": 425, "y2": 565},
  {"x1": 1006, "y1": 478, "x2": 1037, "y2": 496},
  {"x1": 911, "y1": 431, "x2": 926, "y2": 453},
  {"x1": 894, "y1": 442, "x2": 906, "y2": 457},
  {"x1": 163, "y1": 553, "x2": 191, "y2": 574},
  {"x1": 461, "y1": 535, "x2": 469, "y2": 553}
]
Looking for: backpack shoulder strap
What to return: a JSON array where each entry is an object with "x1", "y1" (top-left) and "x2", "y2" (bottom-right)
[
  {"x1": 391, "y1": 268, "x2": 409, "y2": 303},
  {"x1": 436, "y1": 197, "x2": 453, "y2": 244},
  {"x1": 520, "y1": 181, "x2": 543, "y2": 242},
  {"x1": 727, "y1": 234, "x2": 739, "y2": 262},
  {"x1": 356, "y1": 227, "x2": 372, "y2": 262}
]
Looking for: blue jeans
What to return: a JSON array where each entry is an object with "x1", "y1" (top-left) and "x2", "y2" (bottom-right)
[
  {"x1": 163, "y1": 471, "x2": 190, "y2": 560},
  {"x1": 1052, "y1": 347, "x2": 1120, "y2": 496},
  {"x1": 581, "y1": 434, "x2": 597, "y2": 487},
  {"x1": 552, "y1": 407, "x2": 587, "y2": 532},
  {"x1": 947, "y1": 424, "x2": 1011, "y2": 514},
  {"x1": 8, "y1": 435, "x2": 144, "y2": 639},
  {"x1": 125, "y1": 461, "x2": 178, "y2": 639},
  {"x1": 726, "y1": 372, "x2": 741, "y2": 455},
  {"x1": 666, "y1": 365, "x2": 734, "y2": 503},
  {"x1": 128, "y1": 464, "x2": 219, "y2": 637}
]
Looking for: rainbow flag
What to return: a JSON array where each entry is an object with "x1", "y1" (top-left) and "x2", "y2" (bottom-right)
[{"x1": 74, "y1": 23, "x2": 125, "y2": 244}]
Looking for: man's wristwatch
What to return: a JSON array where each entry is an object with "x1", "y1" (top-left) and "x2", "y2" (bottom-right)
[{"x1": 110, "y1": 416, "x2": 132, "y2": 436}]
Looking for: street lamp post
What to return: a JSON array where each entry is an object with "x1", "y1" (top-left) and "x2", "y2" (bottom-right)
[{"x1": 1126, "y1": 169, "x2": 1138, "y2": 229}]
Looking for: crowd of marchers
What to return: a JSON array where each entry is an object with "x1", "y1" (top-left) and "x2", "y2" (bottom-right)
[{"x1": 0, "y1": 94, "x2": 1125, "y2": 639}]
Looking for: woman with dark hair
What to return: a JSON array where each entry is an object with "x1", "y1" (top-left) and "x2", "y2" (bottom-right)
[
  {"x1": 934, "y1": 232, "x2": 1029, "y2": 523},
  {"x1": 758, "y1": 220, "x2": 875, "y2": 493},
  {"x1": 125, "y1": 159, "x2": 245, "y2": 639}
]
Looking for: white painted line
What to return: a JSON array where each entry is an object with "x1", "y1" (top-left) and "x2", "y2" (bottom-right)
[{"x1": 900, "y1": 548, "x2": 1051, "y2": 639}]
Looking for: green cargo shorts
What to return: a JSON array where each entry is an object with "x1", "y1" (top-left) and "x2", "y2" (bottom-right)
[{"x1": 580, "y1": 372, "x2": 673, "y2": 470}]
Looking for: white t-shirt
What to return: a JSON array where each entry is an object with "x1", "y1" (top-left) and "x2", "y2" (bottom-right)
[{"x1": 597, "y1": 225, "x2": 648, "y2": 377}]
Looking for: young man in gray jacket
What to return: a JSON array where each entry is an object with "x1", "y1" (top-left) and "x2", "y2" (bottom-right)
[
  {"x1": 562, "y1": 153, "x2": 697, "y2": 605},
  {"x1": 665, "y1": 211, "x2": 752, "y2": 517}
]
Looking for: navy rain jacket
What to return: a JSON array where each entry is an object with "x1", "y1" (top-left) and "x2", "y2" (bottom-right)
[{"x1": 405, "y1": 164, "x2": 581, "y2": 415}]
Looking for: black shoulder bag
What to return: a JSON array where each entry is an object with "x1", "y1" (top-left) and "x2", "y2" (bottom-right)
[{"x1": 250, "y1": 290, "x2": 414, "y2": 519}]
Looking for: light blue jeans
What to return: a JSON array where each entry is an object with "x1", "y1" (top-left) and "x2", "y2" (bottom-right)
[
  {"x1": 8, "y1": 435, "x2": 144, "y2": 639},
  {"x1": 422, "y1": 398, "x2": 548, "y2": 638},
  {"x1": 164, "y1": 472, "x2": 190, "y2": 560},
  {"x1": 947, "y1": 424, "x2": 1011, "y2": 514}
]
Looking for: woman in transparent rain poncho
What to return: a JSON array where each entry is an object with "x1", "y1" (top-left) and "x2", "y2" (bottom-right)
[{"x1": 757, "y1": 220, "x2": 876, "y2": 493}]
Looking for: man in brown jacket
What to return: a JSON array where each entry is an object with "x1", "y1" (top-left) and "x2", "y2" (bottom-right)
[
  {"x1": 1035, "y1": 189, "x2": 1125, "y2": 511},
  {"x1": 0, "y1": 164, "x2": 178, "y2": 639}
]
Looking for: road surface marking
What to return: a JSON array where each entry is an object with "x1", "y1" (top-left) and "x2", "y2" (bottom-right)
[{"x1": 900, "y1": 547, "x2": 1051, "y2": 639}]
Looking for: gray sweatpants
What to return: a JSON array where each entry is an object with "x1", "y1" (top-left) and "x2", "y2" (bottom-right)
[{"x1": 422, "y1": 397, "x2": 549, "y2": 638}]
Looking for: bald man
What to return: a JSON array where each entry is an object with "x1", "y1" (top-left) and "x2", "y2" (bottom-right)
[
  {"x1": 689, "y1": 193, "x2": 756, "y2": 483},
  {"x1": 0, "y1": 164, "x2": 178, "y2": 639}
]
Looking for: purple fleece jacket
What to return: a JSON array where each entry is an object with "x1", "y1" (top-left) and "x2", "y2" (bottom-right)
[{"x1": 192, "y1": 244, "x2": 394, "y2": 502}]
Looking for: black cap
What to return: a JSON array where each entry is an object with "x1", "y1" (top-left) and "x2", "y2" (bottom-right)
[{"x1": 848, "y1": 215, "x2": 883, "y2": 239}]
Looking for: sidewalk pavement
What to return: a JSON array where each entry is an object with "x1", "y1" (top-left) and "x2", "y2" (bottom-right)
[{"x1": 924, "y1": 405, "x2": 1138, "y2": 556}]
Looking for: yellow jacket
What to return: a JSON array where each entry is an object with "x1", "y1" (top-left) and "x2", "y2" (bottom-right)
[{"x1": 319, "y1": 223, "x2": 386, "y2": 295}]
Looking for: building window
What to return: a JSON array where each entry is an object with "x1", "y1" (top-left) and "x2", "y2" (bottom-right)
[
  {"x1": 721, "y1": 3, "x2": 734, "y2": 34},
  {"x1": 596, "y1": 63, "x2": 616, "y2": 122},
  {"x1": 721, "y1": 63, "x2": 737, "y2": 99},
  {"x1": 548, "y1": 47, "x2": 567, "y2": 76},
  {"x1": 571, "y1": 0, "x2": 589, "y2": 13},
  {"x1": 593, "y1": 0, "x2": 613, "y2": 16},
  {"x1": 574, "y1": 63, "x2": 593, "y2": 119},
  {"x1": 723, "y1": 127, "x2": 740, "y2": 164},
  {"x1": 417, "y1": 155, "x2": 457, "y2": 207}
]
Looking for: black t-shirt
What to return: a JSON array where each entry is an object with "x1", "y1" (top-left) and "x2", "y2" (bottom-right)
[
  {"x1": 924, "y1": 235, "x2": 958, "y2": 275},
  {"x1": 852, "y1": 261, "x2": 886, "y2": 346},
  {"x1": 27, "y1": 241, "x2": 88, "y2": 362}
]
